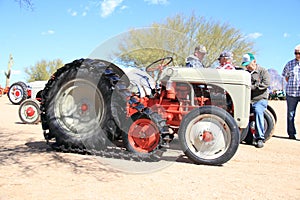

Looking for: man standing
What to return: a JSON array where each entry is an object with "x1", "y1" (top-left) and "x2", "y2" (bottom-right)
[
  {"x1": 186, "y1": 45, "x2": 207, "y2": 68},
  {"x1": 242, "y1": 53, "x2": 270, "y2": 148},
  {"x1": 282, "y1": 44, "x2": 300, "y2": 140}
]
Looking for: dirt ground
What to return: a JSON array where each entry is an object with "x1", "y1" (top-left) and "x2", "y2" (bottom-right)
[{"x1": 0, "y1": 96, "x2": 300, "y2": 200}]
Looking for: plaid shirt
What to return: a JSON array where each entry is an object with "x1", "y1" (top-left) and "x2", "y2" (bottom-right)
[
  {"x1": 185, "y1": 55, "x2": 205, "y2": 68},
  {"x1": 282, "y1": 58, "x2": 300, "y2": 97}
]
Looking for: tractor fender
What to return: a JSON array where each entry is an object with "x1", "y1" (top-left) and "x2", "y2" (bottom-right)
[{"x1": 103, "y1": 61, "x2": 130, "y2": 88}]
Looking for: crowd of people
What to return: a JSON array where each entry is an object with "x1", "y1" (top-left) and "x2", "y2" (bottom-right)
[{"x1": 185, "y1": 44, "x2": 300, "y2": 148}]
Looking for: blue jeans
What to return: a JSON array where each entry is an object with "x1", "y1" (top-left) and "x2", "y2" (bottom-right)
[
  {"x1": 251, "y1": 99, "x2": 268, "y2": 140},
  {"x1": 286, "y1": 95, "x2": 300, "y2": 136}
]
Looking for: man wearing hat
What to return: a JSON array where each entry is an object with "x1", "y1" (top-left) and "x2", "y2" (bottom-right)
[
  {"x1": 282, "y1": 44, "x2": 300, "y2": 140},
  {"x1": 216, "y1": 51, "x2": 236, "y2": 70},
  {"x1": 242, "y1": 53, "x2": 270, "y2": 148},
  {"x1": 186, "y1": 45, "x2": 207, "y2": 68}
]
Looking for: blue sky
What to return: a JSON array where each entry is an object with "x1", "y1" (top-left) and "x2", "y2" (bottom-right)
[{"x1": 0, "y1": 0, "x2": 299, "y2": 86}]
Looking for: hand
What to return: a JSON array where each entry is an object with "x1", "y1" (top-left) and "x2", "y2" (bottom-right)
[{"x1": 251, "y1": 73, "x2": 260, "y2": 85}]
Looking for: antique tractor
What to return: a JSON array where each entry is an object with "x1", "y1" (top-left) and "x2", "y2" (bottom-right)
[
  {"x1": 40, "y1": 57, "x2": 267, "y2": 165},
  {"x1": 17, "y1": 81, "x2": 47, "y2": 124},
  {"x1": 7, "y1": 81, "x2": 31, "y2": 105},
  {"x1": 7, "y1": 81, "x2": 46, "y2": 123},
  {"x1": 0, "y1": 85, "x2": 9, "y2": 97}
]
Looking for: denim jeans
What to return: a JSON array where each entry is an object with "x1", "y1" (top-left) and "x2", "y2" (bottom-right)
[
  {"x1": 251, "y1": 99, "x2": 268, "y2": 140},
  {"x1": 286, "y1": 95, "x2": 300, "y2": 136}
]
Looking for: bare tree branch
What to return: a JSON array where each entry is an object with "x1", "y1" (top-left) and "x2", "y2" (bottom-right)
[{"x1": 14, "y1": 0, "x2": 34, "y2": 11}]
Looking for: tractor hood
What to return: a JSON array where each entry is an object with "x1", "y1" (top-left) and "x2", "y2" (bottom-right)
[{"x1": 161, "y1": 67, "x2": 251, "y2": 86}]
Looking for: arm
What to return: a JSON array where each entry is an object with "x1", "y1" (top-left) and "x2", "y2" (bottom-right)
[
  {"x1": 257, "y1": 68, "x2": 270, "y2": 90},
  {"x1": 282, "y1": 61, "x2": 290, "y2": 82},
  {"x1": 250, "y1": 68, "x2": 270, "y2": 90}
]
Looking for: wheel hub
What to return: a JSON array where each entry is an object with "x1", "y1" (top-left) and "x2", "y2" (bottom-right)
[
  {"x1": 191, "y1": 122, "x2": 219, "y2": 146},
  {"x1": 81, "y1": 103, "x2": 88, "y2": 112},
  {"x1": 77, "y1": 101, "x2": 92, "y2": 117},
  {"x1": 128, "y1": 118, "x2": 160, "y2": 153},
  {"x1": 26, "y1": 107, "x2": 35, "y2": 117},
  {"x1": 201, "y1": 130, "x2": 214, "y2": 142},
  {"x1": 15, "y1": 90, "x2": 21, "y2": 97}
]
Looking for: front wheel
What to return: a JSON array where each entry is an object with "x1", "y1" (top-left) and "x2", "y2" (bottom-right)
[
  {"x1": 243, "y1": 110, "x2": 275, "y2": 144},
  {"x1": 178, "y1": 106, "x2": 240, "y2": 165},
  {"x1": 18, "y1": 99, "x2": 41, "y2": 124}
]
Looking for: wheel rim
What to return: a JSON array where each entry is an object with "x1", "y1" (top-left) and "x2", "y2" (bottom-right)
[
  {"x1": 54, "y1": 79, "x2": 105, "y2": 135},
  {"x1": 9, "y1": 85, "x2": 24, "y2": 103},
  {"x1": 20, "y1": 103, "x2": 39, "y2": 123},
  {"x1": 128, "y1": 118, "x2": 160, "y2": 153},
  {"x1": 184, "y1": 114, "x2": 231, "y2": 159}
]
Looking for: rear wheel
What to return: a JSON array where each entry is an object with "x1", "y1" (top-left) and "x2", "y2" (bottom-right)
[
  {"x1": 18, "y1": 99, "x2": 40, "y2": 124},
  {"x1": 267, "y1": 105, "x2": 277, "y2": 124},
  {"x1": 264, "y1": 109, "x2": 275, "y2": 140},
  {"x1": 41, "y1": 59, "x2": 122, "y2": 150},
  {"x1": 8, "y1": 81, "x2": 28, "y2": 105},
  {"x1": 243, "y1": 110, "x2": 275, "y2": 144},
  {"x1": 240, "y1": 127, "x2": 249, "y2": 142},
  {"x1": 178, "y1": 106, "x2": 240, "y2": 165}
]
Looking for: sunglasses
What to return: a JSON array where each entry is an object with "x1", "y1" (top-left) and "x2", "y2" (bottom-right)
[{"x1": 295, "y1": 52, "x2": 300, "y2": 55}]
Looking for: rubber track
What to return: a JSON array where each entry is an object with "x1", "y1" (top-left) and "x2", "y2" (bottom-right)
[{"x1": 40, "y1": 58, "x2": 165, "y2": 162}]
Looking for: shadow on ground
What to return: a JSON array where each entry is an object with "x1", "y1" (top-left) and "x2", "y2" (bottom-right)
[
  {"x1": 272, "y1": 135, "x2": 299, "y2": 141},
  {"x1": 24, "y1": 138, "x2": 198, "y2": 166}
]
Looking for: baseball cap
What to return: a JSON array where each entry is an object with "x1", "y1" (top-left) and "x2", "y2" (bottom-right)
[
  {"x1": 218, "y1": 51, "x2": 233, "y2": 60},
  {"x1": 241, "y1": 53, "x2": 255, "y2": 66},
  {"x1": 195, "y1": 45, "x2": 207, "y2": 53}
]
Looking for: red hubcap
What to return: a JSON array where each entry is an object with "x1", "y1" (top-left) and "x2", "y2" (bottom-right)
[
  {"x1": 26, "y1": 107, "x2": 35, "y2": 117},
  {"x1": 128, "y1": 118, "x2": 160, "y2": 153},
  {"x1": 202, "y1": 131, "x2": 213, "y2": 142},
  {"x1": 81, "y1": 103, "x2": 88, "y2": 112},
  {"x1": 15, "y1": 90, "x2": 20, "y2": 97}
]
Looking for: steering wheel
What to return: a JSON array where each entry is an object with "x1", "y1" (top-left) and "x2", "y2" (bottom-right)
[
  {"x1": 146, "y1": 57, "x2": 173, "y2": 73},
  {"x1": 145, "y1": 57, "x2": 173, "y2": 92}
]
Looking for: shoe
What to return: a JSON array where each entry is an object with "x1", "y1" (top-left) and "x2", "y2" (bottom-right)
[
  {"x1": 252, "y1": 138, "x2": 257, "y2": 146},
  {"x1": 288, "y1": 135, "x2": 296, "y2": 140},
  {"x1": 256, "y1": 140, "x2": 264, "y2": 148}
]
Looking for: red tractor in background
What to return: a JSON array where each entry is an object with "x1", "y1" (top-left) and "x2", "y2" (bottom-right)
[
  {"x1": 7, "y1": 81, "x2": 47, "y2": 124},
  {"x1": 7, "y1": 81, "x2": 32, "y2": 105},
  {"x1": 0, "y1": 85, "x2": 9, "y2": 97}
]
